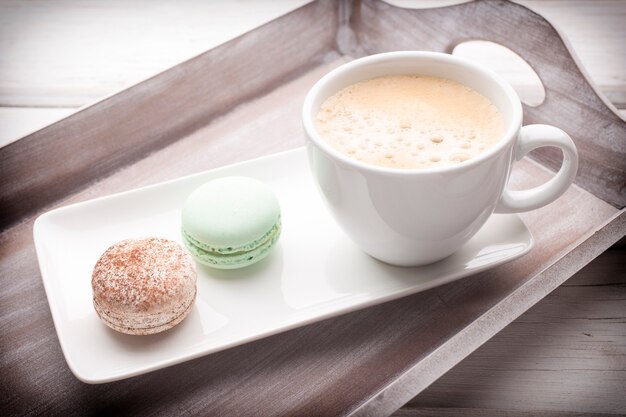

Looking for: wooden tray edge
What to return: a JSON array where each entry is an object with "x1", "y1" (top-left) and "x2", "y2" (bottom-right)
[
  {"x1": 0, "y1": 0, "x2": 339, "y2": 231},
  {"x1": 351, "y1": 208, "x2": 626, "y2": 416},
  {"x1": 350, "y1": 0, "x2": 626, "y2": 209}
]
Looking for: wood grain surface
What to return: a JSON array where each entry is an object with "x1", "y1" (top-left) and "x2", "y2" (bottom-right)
[
  {"x1": 1, "y1": 1, "x2": 625, "y2": 416},
  {"x1": 0, "y1": 0, "x2": 311, "y2": 107},
  {"x1": 2, "y1": 1, "x2": 625, "y2": 147},
  {"x1": 396, "y1": 241, "x2": 626, "y2": 417},
  {"x1": 0, "y1": 0, "x2": 338, "y2": 230}
]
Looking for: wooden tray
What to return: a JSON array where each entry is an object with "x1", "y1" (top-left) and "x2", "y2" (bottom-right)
[{"x1": 1, "y1": 0, "x2": 624, "y2": 415}]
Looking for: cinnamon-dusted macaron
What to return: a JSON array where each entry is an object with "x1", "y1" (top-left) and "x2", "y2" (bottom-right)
[{"x1": 92, "y1": 237, "x2": 197, "y2": 335}]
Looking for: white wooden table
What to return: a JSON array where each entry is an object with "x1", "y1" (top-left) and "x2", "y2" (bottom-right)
[{"x1": 1, "y1": 1, "x2": 624, "y2": 415}]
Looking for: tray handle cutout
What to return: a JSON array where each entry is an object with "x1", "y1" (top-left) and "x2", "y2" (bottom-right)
[{"x1": 352, "y1": 0, "x2": 626, "y2": 208}]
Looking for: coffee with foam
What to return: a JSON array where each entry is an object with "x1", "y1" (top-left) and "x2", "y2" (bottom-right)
[{"x1": 315, "y1": 75, "x2": 505, "y2": 169}]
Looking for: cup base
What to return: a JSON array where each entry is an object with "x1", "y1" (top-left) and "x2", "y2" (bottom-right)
[{"x1": 362, "y1": 247, "x2": 458, "y2": 268}]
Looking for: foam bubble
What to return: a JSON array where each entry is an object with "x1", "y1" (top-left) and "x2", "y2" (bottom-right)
[
  {"x1": 430, "y1": 135, "x2": 444, "y2": 144},
  {"x1": 450, "y1": 153, "x2": 470, "y2": 163}
]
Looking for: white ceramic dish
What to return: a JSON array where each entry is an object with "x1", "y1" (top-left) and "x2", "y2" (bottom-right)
[{"x1": 33, "y1": 147, "x2": 533, "y2": 383}]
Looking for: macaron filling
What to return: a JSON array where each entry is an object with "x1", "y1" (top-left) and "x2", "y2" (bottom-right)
[
  {"x1": 182, "y1": 215, "x2": 281, "y2": 255},
  {"x1": 182, "y1": 218, "x2": 281, "y2": 268},
  {"x1": 93, "y1": 287, "x2": 197, "y2": 335}
]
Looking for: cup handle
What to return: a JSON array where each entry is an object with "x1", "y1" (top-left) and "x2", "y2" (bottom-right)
[{"x1": 495, "y1": 124, "x2": 578, "y2": 214}]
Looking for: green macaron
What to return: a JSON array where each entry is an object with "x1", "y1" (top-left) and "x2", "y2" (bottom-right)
[{"x1": 181, "y1": 176, "x2": 281, "y2": 269}]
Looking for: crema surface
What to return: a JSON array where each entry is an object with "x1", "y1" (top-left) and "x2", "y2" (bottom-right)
[{"x1": 316, "y1": 75, "x2": 505, "y2": 169}]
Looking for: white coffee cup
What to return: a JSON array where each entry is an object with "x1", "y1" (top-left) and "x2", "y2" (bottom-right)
[{"x1": 302, "y1": 51, "x2": 578, "y2": 266}]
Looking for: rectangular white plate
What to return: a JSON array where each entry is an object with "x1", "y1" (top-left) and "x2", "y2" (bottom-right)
[{"x1": 34, "y1": 147, "x2": 533, "y2": 383}]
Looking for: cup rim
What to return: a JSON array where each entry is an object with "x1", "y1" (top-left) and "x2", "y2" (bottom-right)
[{"x1": 302, "y1": 51, "x2": 523, "y2": 176}]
